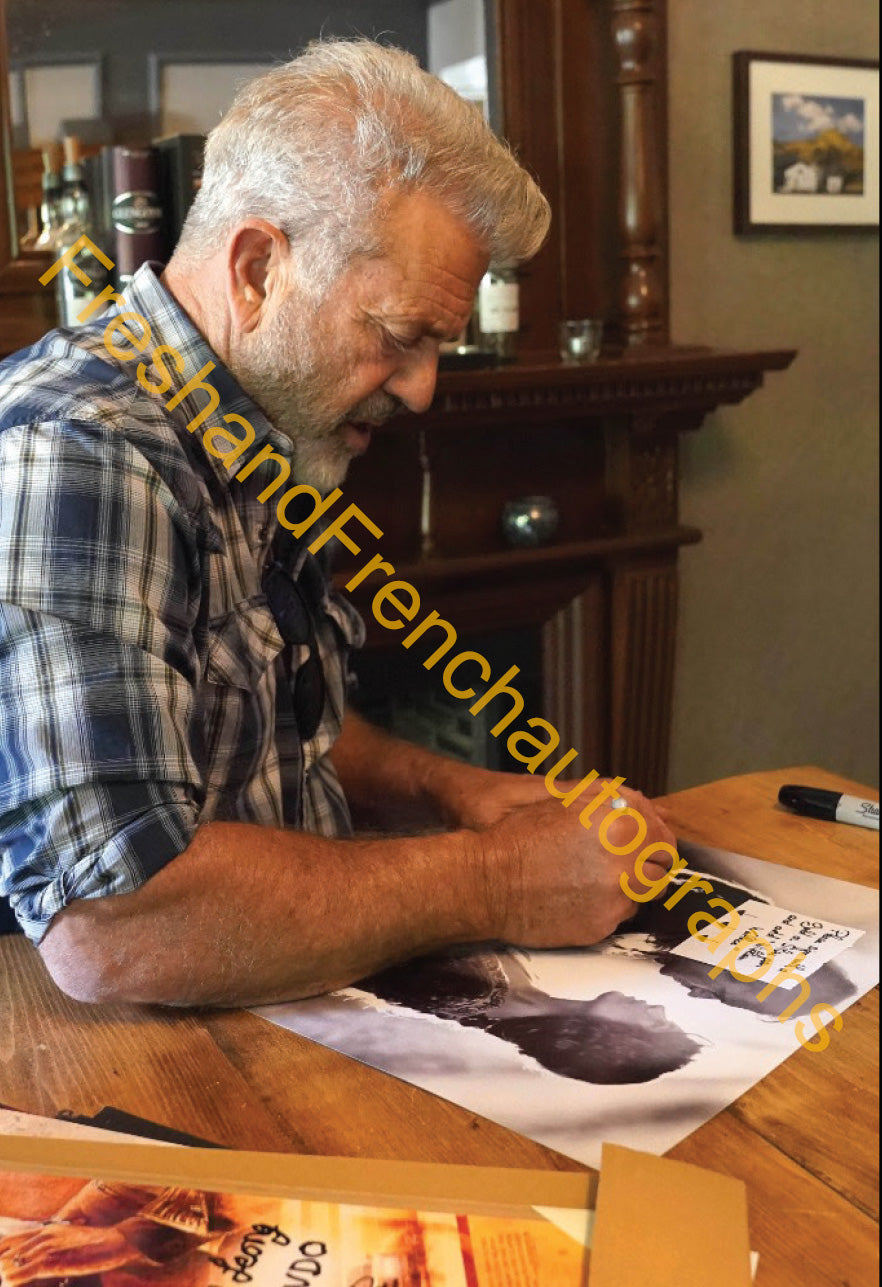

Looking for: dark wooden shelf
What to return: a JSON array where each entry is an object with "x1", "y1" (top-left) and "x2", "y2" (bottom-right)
[
  {"x1": 416, "y1": 346, "x2": 798, "y2": 427},
  {"x1": 337, "y1": 526, "x2": 702, "y2": 589},
  {"x1": 337, "y1": 527, "x2": 703, "y2": 644}
]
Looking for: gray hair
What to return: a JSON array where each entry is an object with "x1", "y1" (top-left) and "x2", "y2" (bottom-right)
[{"x1": 174, "y1": 39, "x2": 550, "y2": 293}]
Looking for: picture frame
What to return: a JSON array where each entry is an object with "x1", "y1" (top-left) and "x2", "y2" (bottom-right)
[
  {"x1": 147, "y1": 52, "x2": 273, "y2": 139},
  {"x1": 7, "y1": 53, "x2": 103, "y2": 150},
  {"x1": 733, "y1": 51, "x2": 879, "y2": 233}
]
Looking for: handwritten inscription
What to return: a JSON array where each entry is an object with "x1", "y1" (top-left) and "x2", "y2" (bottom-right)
[
  {"x1": 210, "y1": 1225, "x2": 331, "y2": 1285},
  {"x1": 207, "y1": 1225, "x2": 393, "y2": 1286},
  {"x1": 209, "y1": 1222, "x2": 290, "y2": 1283},
  {"x1": 285, "y1": 1240, "x2": 328, "y2": 1284}
]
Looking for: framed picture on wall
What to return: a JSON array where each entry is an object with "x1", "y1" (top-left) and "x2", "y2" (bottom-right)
[
  {"x1": 8, "y1": 55, "x2": 103, "y2": 149},
  {"x1": 148, "y1": 53, "x2": 273, "y2": 138},
  {"x1": 733, "y1": 52, "x2": 879, "y2": 233}
]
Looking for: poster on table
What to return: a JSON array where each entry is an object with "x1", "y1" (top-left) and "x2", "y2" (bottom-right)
[
  {"x1": 0, "y1": 1135, "x2": 593, "y2": 1287},
  {"x1": 0, "y1": 1133, "x2": 757, "y2": 1286},
  {"x1": 255, "y1": 843, "x2": 879, "y2": 1169}
]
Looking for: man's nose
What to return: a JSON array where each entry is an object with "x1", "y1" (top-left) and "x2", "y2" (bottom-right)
[{"x1": 383, "y1": 347, "x2": 439, "y2": 415}]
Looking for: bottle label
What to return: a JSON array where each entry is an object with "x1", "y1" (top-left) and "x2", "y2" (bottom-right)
[
  {"x1": 479, "y1": 279, "x2": 519, "y2": 333},
  {"x1": 56, "y1": 245, "x2": 111, "y2": 327},
  {"x1": 112, "y1": 191, "x2": 163, "y2": 234}
]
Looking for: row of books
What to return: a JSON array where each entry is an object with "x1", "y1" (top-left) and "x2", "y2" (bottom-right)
[{"x1": 88, "y1": 134, "x2": 206, "y2": 285}]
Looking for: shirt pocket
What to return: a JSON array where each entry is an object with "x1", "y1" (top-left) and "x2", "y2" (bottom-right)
[{"x1": 205, "y1": 597, "x2": 285, "y2": 691}]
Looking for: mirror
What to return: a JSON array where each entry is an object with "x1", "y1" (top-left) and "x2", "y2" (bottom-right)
[{"x1": 4, "y1": 0, "x2": 496, "y2": 255}]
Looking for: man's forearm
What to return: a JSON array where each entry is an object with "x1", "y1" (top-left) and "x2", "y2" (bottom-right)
[
  {"x1": 39, "y1": 821, "x2": 492, "y2": 1008},
  {"x1": 332, "y1": 709, "x2": 475, "y2": 828},
  {"x1": 332, "y1": 710, "x2": 571, "y2": 832}
]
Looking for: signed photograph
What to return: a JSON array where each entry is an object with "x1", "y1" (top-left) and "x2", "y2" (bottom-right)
[{"x1": 257, "y1": 843, "x2": 879, "y2": 1169}]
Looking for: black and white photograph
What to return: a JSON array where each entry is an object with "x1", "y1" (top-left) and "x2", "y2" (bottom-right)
[{"x1": 256, "y1": 843, "x2": 879, "y2": 1169}]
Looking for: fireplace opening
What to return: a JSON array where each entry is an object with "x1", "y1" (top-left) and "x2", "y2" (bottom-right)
[{"x1": 350, "y1": 626, "x2": 543, "y2": 773}]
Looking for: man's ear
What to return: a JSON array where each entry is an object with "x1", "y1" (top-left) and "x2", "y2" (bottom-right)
[{"x1": 227, "y1": 220, "x2": 291, "y2": 332}]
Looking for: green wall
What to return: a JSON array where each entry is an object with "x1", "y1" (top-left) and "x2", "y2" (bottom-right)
[{"x1": 667, "y1": 1, "x2": 879, "y2": 790}]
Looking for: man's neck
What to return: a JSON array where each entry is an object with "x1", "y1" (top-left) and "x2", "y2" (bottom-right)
[{"x1": 161, "y1": 257, "x2": 233, "y2": 366}]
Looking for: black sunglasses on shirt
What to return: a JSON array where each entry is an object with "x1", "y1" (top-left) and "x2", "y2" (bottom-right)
[{"x1": 261, "y1": 559, "x2": 326, "y2": 743}]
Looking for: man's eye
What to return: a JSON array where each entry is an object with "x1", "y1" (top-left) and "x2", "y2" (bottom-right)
[{"x1": 386, "y1": 330, "x2": 420, "y2": 352}]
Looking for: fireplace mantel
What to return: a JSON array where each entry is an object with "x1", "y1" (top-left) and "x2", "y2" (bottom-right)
[{"x1": 413, "y1": 347, "x2": 795, "y2": 422}]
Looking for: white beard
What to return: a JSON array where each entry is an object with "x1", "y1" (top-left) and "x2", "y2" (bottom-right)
[{"x1": 231, "y1": 294, "x2": 398, "y2": 493}]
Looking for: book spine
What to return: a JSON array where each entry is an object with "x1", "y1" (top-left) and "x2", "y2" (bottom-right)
[
  {"x1": 108, "y1": 146, "x2": 166, "y2": 288},
  {"x1": 157, "y1": 135, "x2": 205, "y2": 252}
]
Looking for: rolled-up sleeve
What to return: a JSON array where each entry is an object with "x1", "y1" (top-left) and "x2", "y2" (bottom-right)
[{"x1": 0, "y1": 419, "x2": 208, "y2": 941}]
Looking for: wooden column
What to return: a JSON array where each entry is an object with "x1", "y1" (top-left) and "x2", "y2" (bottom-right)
[
  {"x1": 608, "y1": 555, "x2": 679, "y2": 792},
  {"x1": 611, "y1": 0, "x2": 668, "y2": 346}
]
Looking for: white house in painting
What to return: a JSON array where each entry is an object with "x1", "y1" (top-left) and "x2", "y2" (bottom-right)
[{"x1": 780, "y1": 161, "x2": 820, "y2": 193}]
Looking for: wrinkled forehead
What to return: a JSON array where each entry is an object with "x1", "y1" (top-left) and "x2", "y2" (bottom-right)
[{"x1": 363, "y1": 188, "x2": 488, "y2": 297}]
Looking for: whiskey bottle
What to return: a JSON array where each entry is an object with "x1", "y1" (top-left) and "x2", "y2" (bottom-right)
[
  {"x1": 477, "y1": 263, "x2": 519, "y2": 361},
  {"x1": 35, "y1": 144, "x2": 64, "y2": 251},
  {"x1": 55, "y1": 136, "x2": 112, "y2": 327}
]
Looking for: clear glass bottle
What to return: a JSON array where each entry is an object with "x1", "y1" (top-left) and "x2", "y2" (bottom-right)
[
  {"x1": 477, "y1": 263, "x2": 519, "y2": 361},
  {"x1": 54, "y1": 136, "x2": 111, "y2": 327},
  {"x1": 35, "y1": 146, "x2": 65, "y2": 251}
]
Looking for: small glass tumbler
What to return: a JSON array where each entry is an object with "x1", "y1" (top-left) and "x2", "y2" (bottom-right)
[{"x1": 559, "y1": 318, "x2": 604, "y2": 364}]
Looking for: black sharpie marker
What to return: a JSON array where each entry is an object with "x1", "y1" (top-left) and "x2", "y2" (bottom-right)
[{"x1": 778, "y1": 784, "x2": 879, "y2": 831}]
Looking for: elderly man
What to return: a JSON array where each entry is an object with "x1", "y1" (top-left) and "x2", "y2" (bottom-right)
[{"x1": 0, "y1": 41, "x2": 673, "y2": 1006}]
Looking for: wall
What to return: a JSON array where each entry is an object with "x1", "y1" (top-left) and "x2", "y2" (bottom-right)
[
  {"x1": 427, "y1": 0, "x2": 484, "y2": 72},
  {"x1": 667, "y1": 1, "x2": 879, "y2": 791}
]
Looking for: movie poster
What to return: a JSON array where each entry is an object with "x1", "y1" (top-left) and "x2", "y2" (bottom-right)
[{"x1": 0, "y1": 1172, "x2": 588, "y2": 1286}]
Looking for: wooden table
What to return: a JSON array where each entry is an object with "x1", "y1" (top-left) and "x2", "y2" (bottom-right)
[{"x1": 1, "y1": 766, "x2": 878, "y2": 1284}]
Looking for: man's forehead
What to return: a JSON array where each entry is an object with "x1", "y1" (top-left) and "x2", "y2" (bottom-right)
[
  {"x1": 370, "y1": 189, "x2": 488, "y2": 298},
  {"x1": 382, "y1": 187, "x2": 486, "y2": 250}
]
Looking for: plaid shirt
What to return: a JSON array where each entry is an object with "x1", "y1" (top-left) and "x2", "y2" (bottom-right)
[{"x1": 0, "y1": 264, "x2": 364, "y2": 942}]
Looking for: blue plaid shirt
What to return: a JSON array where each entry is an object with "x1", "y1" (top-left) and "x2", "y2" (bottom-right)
[{"x1": 0, "y1": 265, "x2": 364, "y2": 942}]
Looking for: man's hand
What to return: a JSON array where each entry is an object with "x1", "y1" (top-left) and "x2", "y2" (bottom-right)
[
  {"x1": 0, "y1": 1226, "x2": 138, "y2": 1284},
  {"x1": 433, "y1": 759, "x2": 670, "y2": 837},
  {"x1": 433, "y1": 763, "x2": 553, "y2": 829},
  {"x1": 334, "y1": 711, "x2": 671, "y2": 837},
  {"x1": 41, "y1": 713, "x2": 677, "y2": 1007},
  {"x1": 477, "y1": 794, "x2": 677, "y2": 949}
]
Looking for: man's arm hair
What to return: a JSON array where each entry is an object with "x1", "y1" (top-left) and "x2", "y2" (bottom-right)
[
  {"x1": 331, "y1": 709, "x2": 484, "y2": 829},
  {"x1": 39, "y1": 821, "x2": 492, "y2": 1008}
]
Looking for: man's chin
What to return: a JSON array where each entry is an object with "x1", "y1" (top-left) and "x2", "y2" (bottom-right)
[{"x1": 294, "y1": 442, "x2": 356, "y2": 495}]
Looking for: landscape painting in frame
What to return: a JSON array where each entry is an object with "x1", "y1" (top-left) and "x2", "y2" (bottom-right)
[{"x1": 734, "y1": 52, "x2": 879, "y2": 232}]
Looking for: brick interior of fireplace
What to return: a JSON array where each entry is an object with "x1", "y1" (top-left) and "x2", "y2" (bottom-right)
[{"x1": 350, "y1": 627, "x2": 543, "y2": 773}]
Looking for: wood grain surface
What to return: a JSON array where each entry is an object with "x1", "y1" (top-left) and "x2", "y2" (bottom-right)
[{"x1": 0, "y1": 766, "x2": 878, "y2": 1285}]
